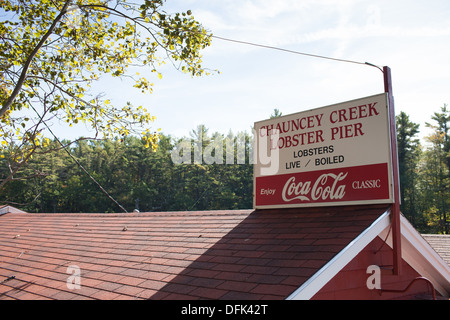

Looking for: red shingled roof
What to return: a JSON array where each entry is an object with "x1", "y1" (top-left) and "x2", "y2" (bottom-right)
[
  {"x1": 0, "y1": 205, "x2": 388, "y2": 300},
  {"x1": 422, "y1": 234, "x2": 450, "y2": 266}
]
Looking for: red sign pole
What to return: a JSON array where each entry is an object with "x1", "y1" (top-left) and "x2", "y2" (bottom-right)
[{"x1": 383, "y1": 66, "x2": 402, "y2": 275}]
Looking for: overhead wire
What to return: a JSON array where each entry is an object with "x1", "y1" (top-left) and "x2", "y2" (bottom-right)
[
  {"x1": 210, "y1": 34, "x2": 384, "y2": 72},
  {"x1": 213, "y1": 35, "x2": 361, "y2": 65},
  {"x1": 29, "y1": 104, "x2": 128, "y2": 213},
  {"x1": 165, "y1": 21, "x2": 384, "y2": 72}
]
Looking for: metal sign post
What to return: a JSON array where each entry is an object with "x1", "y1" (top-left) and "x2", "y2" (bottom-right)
[{"x1": 383, "y1": 66, "x2": 402, "y2": 275}]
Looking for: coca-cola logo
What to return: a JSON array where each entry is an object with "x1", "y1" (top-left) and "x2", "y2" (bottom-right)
[{"x1": 282, "y1": 172, "x2": 348, "y2": 202}]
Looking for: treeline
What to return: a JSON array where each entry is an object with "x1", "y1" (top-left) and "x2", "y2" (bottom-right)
[
  {"x1": 397, "y1": 105, "x2": 449, "y2": 234},
  {"x1": 0, "y1": 125, "x2": 254, "y2": 214},
  {"x1": 1, "y1": 106, "x2": 449, "y2": 234}
]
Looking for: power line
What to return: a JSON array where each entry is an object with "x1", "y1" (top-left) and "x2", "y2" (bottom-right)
[
  {"x1": 210, "y1": 34, "x2": 384, "y2": 72},
  {"x1": 29, "y1": 104, "x2": 128, "y2": 213}
]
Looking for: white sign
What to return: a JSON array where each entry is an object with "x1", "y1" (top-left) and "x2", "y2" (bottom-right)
[{"x1": 254, "y1": 93, "x2": 394, "y2": 209}]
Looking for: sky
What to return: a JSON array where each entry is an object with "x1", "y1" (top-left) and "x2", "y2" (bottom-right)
[{"x1": 59, "y1": 0, "x2": 450, "y2": 141}]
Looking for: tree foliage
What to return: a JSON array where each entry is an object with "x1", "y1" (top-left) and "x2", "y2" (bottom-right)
[
  {"x1": 396, "y1": 112, "x2": 421, "y2": 225},
  {"x1": 395, "y1": 105, "x2": 450, "y2": 234},
  {"x1": 0, "y1": 128, "x2": 254, "y2": 213},
  {"x1": 0, "y1": 0, "x2": 213, "y2": 186},
  {"x1": 419, "y1": 105, "x2": 450, "y2": 233}
]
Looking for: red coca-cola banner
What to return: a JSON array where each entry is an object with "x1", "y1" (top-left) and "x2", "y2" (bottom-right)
[{"x1": 255, "y1": 163, "x2": 391, "y2": 208}]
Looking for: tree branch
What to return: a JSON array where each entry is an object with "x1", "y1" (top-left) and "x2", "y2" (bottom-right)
[{"x1": 0, "y1": 0, "x2": 72, "y2": 119}]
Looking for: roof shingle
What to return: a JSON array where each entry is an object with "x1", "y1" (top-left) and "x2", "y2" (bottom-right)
[
  {"x1": 422, "y1": 234, "x2": 450, "y2": 266},
  {"x1": 0, "y1": 205, "x2": 388, "y2": 300}
]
